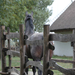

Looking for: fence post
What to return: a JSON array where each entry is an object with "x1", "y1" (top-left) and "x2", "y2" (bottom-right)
[
  {"x1": 7, "y1": 27, "x2": 11, "y2": 75},
  {"x1": 43, "y1": 24, "x2": 50, "y2": 75},
  {"x1": 1, "y1": 26, "x2": 6, "y2": 75},
  {"x1": 73, "y1": 29, "x2": 75, "y2": 68},
  {"x1": 0, "y1": 26, "x2": 2, "y2": 73},
  {"x1": 19, "y1": 24, "x2": 25, "y2": 75},
  {"x1": 0, "y1": 26, "x2": 1, "y2": 59}
]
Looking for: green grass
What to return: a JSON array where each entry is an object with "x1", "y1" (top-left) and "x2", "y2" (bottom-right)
[
  {"x1": 52, "y1": 55, "x2": 72, "y2": 60},
  {"x1": 52, "y1": 55, "x2": 73, "y2": 75},
  {"x1": 0, "y1": 56, "x2": 20, "y2": 71},
  {"x1": 0, "y1": 55, "x2": 73, "y2": 75}
]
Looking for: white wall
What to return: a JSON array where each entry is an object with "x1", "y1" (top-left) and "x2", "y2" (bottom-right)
[{"x1": 54, "y1": 41, "x2": 73, "y2": 56}]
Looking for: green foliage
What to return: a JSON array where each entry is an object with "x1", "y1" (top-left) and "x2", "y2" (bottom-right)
[
  {"x1": 26, "y1": 0, "x2": 54, "y2": 32},
  {"x1": 0, "y1": 0, "x2": 53, "y2": 32}
]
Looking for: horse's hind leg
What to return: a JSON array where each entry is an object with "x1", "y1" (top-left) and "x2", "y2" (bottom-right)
[
  {"x1": 25, "y1": 68, "x2": 28, "y2": 75},
  {"x1": 25, "y1": 56, "x2": 29, "y2": 75},
  {"x1": 38, "y1": 68, "x2": 42, "y2": 75},
  {"x1": 32, "y1": 66, "x2": 36, "y2": 75}
]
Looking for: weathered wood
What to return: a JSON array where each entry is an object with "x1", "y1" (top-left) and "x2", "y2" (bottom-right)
[
  {"x1": 0, "y1": 26, "x2": 2, "y2": 75},
  {"x1": 43, "y1": 25, "x2": 50, "y2": 75},
  {"x1": 1, "y1": 26, "x2": 6, "y2": 75},
  {"x1": 0, "y1": 71, "x2": 8, "y2": 75},
  {"x1": 52, "y1": 59, "x2": 75, "y2": 63},
  {"x1": 49, "y1": 60, "x2": 75, "y2": 75},
  {"x1": 49, "y1": 33, "x2": 75, "y2": 42},
  {"x1": 7, "y1": 27, "x2": 11, "y2": 75},
  {"x1": 6, "y1": 50, "x2": 20, "y2": 57},
  {"x1": 51, "y1": 67, "x2": 75, "y2": 70},
  {"x1": 26, "y1": 39, "x2": 43, "y2": 45},
  {"x1": 8, "y1": 67, "x2": 20, "y2": 74},
  {"x1": 19, "y1": 24, "x2": 25, "y2": 75},
  {"x1": 50, "y1": 29, "x2": 73, "y2": 34},
  {"x1": 26, "y1": 60, "x2": 43, "y2": 71},
  {"x1": 5, "y1": 32, "x2": 19, "y2": 39},
  {"x1": 0, "y1": 26, "x2": 2, "y2": 59},
  {"x1": 73, "y1": 29, "x2": 75, "y2": 68}
]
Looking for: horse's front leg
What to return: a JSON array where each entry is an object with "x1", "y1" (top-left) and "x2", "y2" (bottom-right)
[
  {"x1": 32, "y1": 66, "x2": 36, "y2": 75},
  {"x1": 47, "y1": 69, "x2": 54, "y2": 75}
]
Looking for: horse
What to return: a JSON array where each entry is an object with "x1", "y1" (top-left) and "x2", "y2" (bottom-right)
[{"x1": 25, "y1": 11, "x2": 54, "y2": 75}]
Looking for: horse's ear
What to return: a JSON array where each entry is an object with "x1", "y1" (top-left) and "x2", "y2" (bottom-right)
[
  {"x1": 31, "y1": 11, "x2": 33, "y2": 16},
  {"x1": 25, "y1": 11, "x2": 28, "y2": 16}
]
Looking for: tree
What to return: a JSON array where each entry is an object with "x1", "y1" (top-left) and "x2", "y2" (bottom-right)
[
  {"x1": 0, "y1": 0, "x2": 26, "y2": 31},
  {"x1": 25, "y1": 0, "x2": 53, "y2": 32},
  {"x1": 0, "y1": 0, "x2": 54, "y2": 32},
  {"x1": 32, "y1": 0, "x2": 53, "y2": 32}
]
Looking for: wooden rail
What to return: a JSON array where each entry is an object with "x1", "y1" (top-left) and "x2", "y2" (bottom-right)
[
  {"x1": 6, "y1": 50, "x2": 20, "y2": 57},
  {"x1": 49, "y1": 34, "x2": 75, "y2": 42},
  {"x1": 0, "y1": 71, "x2": 8, "y2": 75},
  {"x1": 49, "y1": 60, "x2": 75, "y2": 75},
  {"x1": 5, "y1": 32, "x2": 19, "y2": 39},
  {"x1": 52, "y1": 59, "x2": 75, "y2": 63},
  {"x1": 4, "y1": 31, "x2": 75, "y2": 42},
  {"x1": 26, "y1": 61, "x2": 43, "y2": 71},
  {"x1": 8, "y1": 67, "x2": 20, "y2": 74}
]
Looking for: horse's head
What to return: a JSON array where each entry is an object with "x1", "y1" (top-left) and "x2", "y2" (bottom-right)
[{"x1": 25, "y1": 11, "x2": 34, "y2": 37}]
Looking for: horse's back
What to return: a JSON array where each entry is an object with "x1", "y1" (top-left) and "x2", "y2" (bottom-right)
[
  {"x1": 28, "y1": 32, "x2": 43, "y2": 40},
  {"x1": 28, "y1": 33, "x2": 43, "y2": 41}
]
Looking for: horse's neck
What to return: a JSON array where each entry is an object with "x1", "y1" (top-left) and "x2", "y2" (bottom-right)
[
  {"x1": 28, "y1": 30, "x2": 34, "y2": 37},
  {"x1": 31, "y1": 29, "x2": 34, "y2": 34}
]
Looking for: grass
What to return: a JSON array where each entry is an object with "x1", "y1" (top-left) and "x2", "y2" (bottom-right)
[
  {"x1": 52, "y1": 55, "x2": 73, "y2": 75},
  {"x1": 0, "y1": 56, "x2": 20, "y2": 71},
  {"x1": 0, "y1": 55, "x2": 73, "y2": 75},
  {"x1": 52, "y1": 55, "x2": 72, "y2": 60}
]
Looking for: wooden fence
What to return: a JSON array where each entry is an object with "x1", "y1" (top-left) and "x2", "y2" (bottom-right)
[
  {"x1": 0, "y1": 24, "x2": 44, "y2": 75},
  {"x1": 0, "y1": 24, "x2": 75, "y2": 75},
  {"x1": 0, "y1": 24, "x2": 25, "y2": 75}
]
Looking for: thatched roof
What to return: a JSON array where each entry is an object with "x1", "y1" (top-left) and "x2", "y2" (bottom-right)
[{"x1": 50, "y1": 1, "x2": 75, "y2": 32}]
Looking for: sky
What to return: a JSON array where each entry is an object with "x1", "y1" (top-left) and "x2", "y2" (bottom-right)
[{"x1": 47, "y1": 0, "x2": 74, "y2": 25}]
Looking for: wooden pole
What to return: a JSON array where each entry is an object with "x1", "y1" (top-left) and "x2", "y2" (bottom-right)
[
  {"x1": 1, "y1": 26, "x2": 6, "y2": 75},
  {"x1": 19, "y1": 24, "x2": 25, "y2": 75},
  {"x1": 7, "y1": 27, "x2": 11, "y2": 75},
  {"x1": 43, "y1": 24, "x2": 49, "y2": 75},
  {"x1": 73, "y1": 29, "x2": 75, "y2": 68},
  {"x1": 0, "y1": 26, "x2": 2, "y2": 59},
  {"x1": 0, "y1": 26, "x2": 2, "y2": 73}
]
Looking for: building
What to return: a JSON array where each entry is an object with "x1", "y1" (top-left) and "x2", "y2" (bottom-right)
[{"x1": 50, "y1": 1, "x2": 75, "y2": 56}]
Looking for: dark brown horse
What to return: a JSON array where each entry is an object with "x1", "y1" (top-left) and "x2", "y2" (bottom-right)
[{"x1": 25, "y1": 11, "x2": 54, "y2": 75}]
